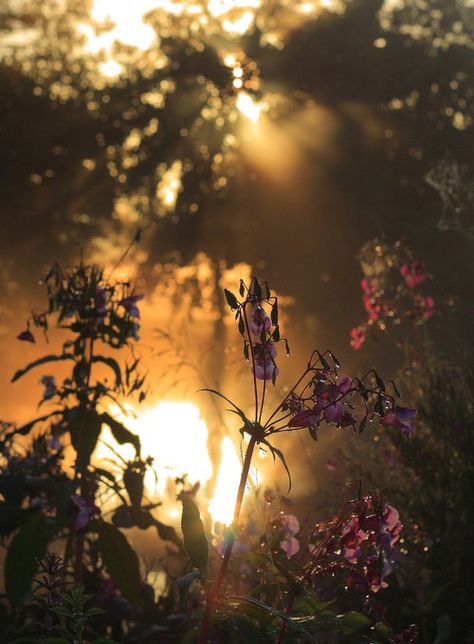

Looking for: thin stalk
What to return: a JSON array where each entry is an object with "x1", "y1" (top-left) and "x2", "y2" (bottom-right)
[
  {"x1": 197, "y1": 434, "x2": 257, "y2": 644},
  {"x1": 242, "y1": 303, "x2": 259, "y2": 424}
]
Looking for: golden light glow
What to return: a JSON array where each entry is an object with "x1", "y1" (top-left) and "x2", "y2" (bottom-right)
[
  {"x1": 156, "y1": 160, "x2": 183, "y2": 213},
  {"x1": 236, "y1": 92, "x2": 263, "y2": 122},
  {"x1": 208, "y1": 436, "x2": 242, "y2": 525},
  {"x1": 98, "y1": 59, "x2": 123, "y2": 78},
  {"x1": 79, "y1": 0, "x2": 157, "y2": 53},
  {"x1": 96, "y1": 401, "x2": 213, "y2": 496},
  {"x1": 95, "y1": 400, "x2": 247, "y2": 527}
]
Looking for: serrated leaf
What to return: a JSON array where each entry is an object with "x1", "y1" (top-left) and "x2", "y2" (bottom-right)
[
  {"x1": 180, "y1": 496, "x2": 208, "y2": 575},
  {"x1": 11, "y1": 354, "x2": 74, "y2": 383},
  {"x1": 97, "y1": 522, "x2": 142, "y2": 605},
  {"x1": 5, "y1": 512, "x2": 52, "y2": 606}
]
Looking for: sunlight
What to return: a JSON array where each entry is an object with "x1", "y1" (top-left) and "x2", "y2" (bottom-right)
[
  {"x1": 208, "y1": 436, "x2": 242, "y2": 525},
  {"x1": 236, "y1": 92, "x2": 264, "y2": 122},
  {"x1": 96, "y1": 401, "x2": 213, "y2": 497},
  {"x1": 156, "y1": 160, "x2": 183, "y2": 213}
]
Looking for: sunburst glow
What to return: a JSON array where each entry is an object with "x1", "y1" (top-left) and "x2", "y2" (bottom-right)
[
  {"x1": 96, "y1": 401, "x2": 244, "y2": 526},
  {"x1": 208, "y1": 436, "x2": 242, "y2": 525}
]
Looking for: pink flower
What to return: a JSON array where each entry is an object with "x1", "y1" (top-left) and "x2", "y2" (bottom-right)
[
  {"x1": 280, "y1": 536, "x2": 300, "y2": 557},
  {"x1": 17, "y1": 329, "x2": 35, "y2": 343},
  {"x1": 280, "y1": 514, "x2": 300, "y2": 558},
  {"x1": 382, "y1": 406, "x2": 417, "y2": 437},
  {"x1": 71, "y1": 494, "x2": 101, "y2": 530},
  {"x1": 253, "y1": 343, "x2": 278, "y2": 381},
  {"x1": 288, "y1": 405, "x2": 321, "y2": 429},
  {"x1": 249, "y1": 305, "x2": 271, "y2": 339},
  {"x1": 350, "y1": 326, "x2": 367, "y2": 350},
  {"x1": 400, "y1": 261, "x2": 426, "y2": 289},
  {"x1": 320, "y1": 376, "x2": 357, "y2": 427},
  {"x1": 415, "y1": 295, "x2": 435, "y2": 320}
]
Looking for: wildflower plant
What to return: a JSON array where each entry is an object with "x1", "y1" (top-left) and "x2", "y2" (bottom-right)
[
  {"x1": 350, "y1": 239, "x2": 435, "y2": 350},
  {"x1": 0, "y1": 262, "x2": 179, "y2": 616},
  {"x1": 196, "y1": 277, "x2": 414, "y2": 643}
]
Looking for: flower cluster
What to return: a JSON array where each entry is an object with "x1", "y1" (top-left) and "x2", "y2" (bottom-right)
[
  {"x1": 17, "y1": 263, "x2": 144, "y2": 348},
  {"x1": 350, "y1": 240, "x2": 435, "y2": 350},
  {"x1": 304, "y1": 495, "x2": 402, "y2": 594},
  {"x1": 215, "y1": 277, "x2": 415, "y2": 496},
  {"x1": 224, "y1": 278, "x2": 284, "y2": 385}
]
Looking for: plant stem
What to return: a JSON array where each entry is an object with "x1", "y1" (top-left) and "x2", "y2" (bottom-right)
[{"x1": 197, "y1": 434, "x2": 257, "y2": 644}]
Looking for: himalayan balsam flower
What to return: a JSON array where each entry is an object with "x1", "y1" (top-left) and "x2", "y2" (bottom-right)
[
  {"x1": 415, "y1": 294, "x2": 435, "y2": 320},
  {"x1": 400, "y1": 261, "x2": 426, "y2": 289},
  {"x1": 350, "y1": 326, "x2": 367, "y2": 350},
  {"x1": 253, "y1": 342, "x2": 279, "y2": 381},
  {"x1": 382, "y1": 406, "x2": 417, "y2": 438},
  {"x1": 71, "y1": 494, "x2": 101, "y2": 530},
  {"x1": 280, "y1": 514, "x2": 300, "y2": 558},
  {"x1": 249, "y1": 305, "x2": 271, "y2": 338}
]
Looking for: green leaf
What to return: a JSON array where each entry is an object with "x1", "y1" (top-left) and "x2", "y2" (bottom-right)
[
  {"x1": 224, "y1": 288, "x2": 239, "y2": 310},
  {"x1": 336, "y1": 610, "x2": 371, "y2": 633},
  {"x1": 5, "y1": 512, "x2": 52, "y2": 605},
  {"x1": 265, "y1": 442, "x2": 292, "y2": 492},
  {"x1": 97, "y1": 522, "x2": 142, "y2": 605},
  {"x1": 92, "y1": 356, "x2": 122, "y2": 387},
  {"x1": 180, "y1": 495, "x2": 208, "y2": 575},
  {"x1": 101, "y1": 412, "x2": 140, "y2": 454},
  {"x1": 11, "y1": 354, "x2": 74, "y2": 383},
  {"x1": 374, "y1": 370, "x2": 386, "y2": 392},
  {"x1": 13, "y1": 411, "x2": 62, "y2": 437},
  {"x1": 223, "y1": 595, "x2": 317, "y2": 643},
  {"x1": 154, "y1": 519, "x2": 182, "y2": 548},
  {"x1": 238, "y1": 314, "x2": 245, "y2": 336}
]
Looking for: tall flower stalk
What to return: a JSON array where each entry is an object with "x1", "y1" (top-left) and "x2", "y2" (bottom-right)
[{"x1": 198, "y1": 278, "x2": 414, "y2": 643}]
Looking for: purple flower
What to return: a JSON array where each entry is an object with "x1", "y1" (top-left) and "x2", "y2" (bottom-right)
[
  {"x1": 40, "y1": 375, "x2": 57, "y2": 400},
  {"x1": 288, "y1": 404, "x2": 322, "y2": 429},
  {"x1": 248, "y1": 305, "x2": 271, "y2": 339},
  {"x1": 95, "y1": 287, "x2": 107, "y2": 320},
  {"x1": 253, "y1": 343, "x2": 278, "y2": 381},
  {"x1": 119, "y1": 293, "x2": 144, "y2": 318},
  {"x1": 322, "y1": 376, "x2": 356, "y2": 427},
  {"x1": 382, "y1": 406, "x2": 417, "y2": 437},
  {"x1": 71, "y1": 494, "x2": 101, "y2": 530},
  {"x1": 17, "y1": 329, "x2": 35, "y2": 343}
]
